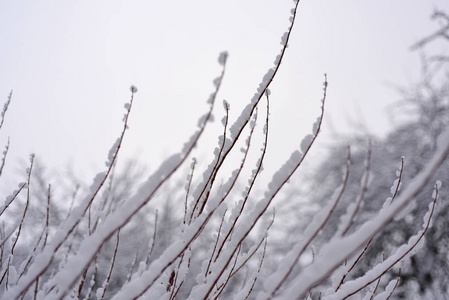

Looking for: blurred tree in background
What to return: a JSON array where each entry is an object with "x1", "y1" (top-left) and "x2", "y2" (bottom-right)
[{"x1": 300, "y1": 9, "x2": 449, "y2": 299}]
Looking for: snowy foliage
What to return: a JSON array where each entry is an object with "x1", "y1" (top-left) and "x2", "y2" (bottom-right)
[
  {"x1": 299, "y1": 10, "x2": 449, "y2": 298},
  {"x1": 1, "y1": 4, "x2": 449, "y2": 300}
]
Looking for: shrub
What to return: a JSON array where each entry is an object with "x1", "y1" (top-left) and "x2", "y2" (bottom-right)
[{"x1": 1, "y1": 2, "x2": 449, "y2": 300}]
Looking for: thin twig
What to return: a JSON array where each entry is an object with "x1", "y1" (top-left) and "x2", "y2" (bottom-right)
[
  {"x1": 244, "y1": 236, "x2": 268, "y2": 300},
  {"x1": 273, "y1": 146, "x2": 351, "y2": 297},
  {"x1": 341, "y1": 140, "x2": 372, "y2": 236},
  {"x1": 145, "y1": 210, "x2": 158, "y2": 266},
  {"x1": 99, "y1": 229, "x2": 120, "y2": 300},
  {"x1": 0, "y1": 91, "x2": 12, "y2": 131},
  {"x1": 0, "y1": 183, "x2": 26, "y2": 217},
  {"x1": 191, "y1": 100, "x2": 230, "y2": 220},
  {"x1": 390, "y1": 157, "x2": 404, "y2": 204},
  {"x1": 340, "y1": 185, "x2": 439, "y2": 299},
  {"x1": 0, "y1": 137, "x2": 10, "y2": 177},
  {"x1": 1, "y1": 155, "x2": 35, "y2": 288},
  {"x1": 9, "y1": 88, "x2": 138, "y2": 299},
  {"x1": 385, "y1": 269, "x2": 401, "y2": 300},
  {"x1": 126, "y1": 252, "x2": 139, "y2": 283},
  {"x1": 205, "y1": 209, "x2": 228, "y2": 278},
  {"x1": 184, "y1": 158, "x2": 196, "y2": 225}
]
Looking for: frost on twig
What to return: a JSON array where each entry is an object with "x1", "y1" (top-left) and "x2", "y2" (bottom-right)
[
  {"x1": 339, "y1": 141, "x2": 372, "y2": 237},
  {"x1": 260, "y1": 146, "x2": 351, "y2": 299},
  {"x1": 3, "y1": 87, "x2": 138, "y2": 300},
  {"x1": 323, "y1": 182, "x2": 439, "y2": 300},
  {"x1": 0, "y1": 91, "x2": 12, "y2": 131},
  {"x1": 30, "y1": 53, "x2": 227, "y2": 300},
  {"x1": 1, "y1": 3, "x2": 448, "y2": 300},
  {"x1": 0, "y1": 91, "x2": 12, "y2": 178},
  {"x1": 272, "y1": 131, "x2": 449, "y2": 299}
]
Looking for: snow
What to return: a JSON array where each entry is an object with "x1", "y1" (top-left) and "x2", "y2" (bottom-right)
[
  {"x1": 90, "y1": 171, "x2": 107, "y2": 192},
  {"x1": 300, "y1": 134, "x2": 313, "y2": 153},
  {"x1": 184, "y1": 139, "x2": 318, "y2": 299},
  {"x1": 96, "y1": 287, "x2": 104, "y2": 300},
  {"x1": 432, "y1": 180, "x2": 442, "y2": 199},
  {"x1": 112, "y1": 213, "x2": 211, "y2": 300},
  {"x1": 223, "y1": 99, "x2": 230, "y2": 110},
  {"x1": 7, "y1": 125, "x2": 448, "y2": 300},
  {"x1": 312, "y1": 117, "x2": 321, "y2": 134},
  {"x1": 2, "y1": 0, "x2": 446, "y2": 297},
  {"x1": 218, "y1": 51, "x2": 228, "y2": 66},
  {"x1": 280, "y1": 31, "x2": 289, "y2": 45},
  {"x1": 423, "y1": 197, "x2": 436, "y2": 228},
  {"x1": 259, "y1": 167, "x2": 352, "y2": 298},
  {"x1": 266, "y1": 127, "x2": 449, "y2": 300},
  {"x1": 266, "y1": 150, "x2": 302, "y2": 192},
  {"x1": 371, "y1": 278, "x2": 398, "y2": 300},
  {"x1": 4, "y1": 132, "x2": 196, "y2": 299},
  {"x1": 262, "y1": 68, "x2": 275, "y2": 87},
  {"x1": 197, "y1": 113, "x2": 209, "y2": 127},
  {"x1": 106, "y1": 138, "x2": 120, "y2": 167},
  {"x1": 1, "y1": 183, "x2": 26, "y2": 216},
  {"x1": 22, "y1": 88, "x2": 221, "y2": 297},
  {"x1": 322, "y1": 220, "x2": 427, "y2": 300},
  {"x1": 213, "y1": 77, "x2": 221, "y2": 87},
  {"x1": 390, "y1": 178, "x2": 400, "y2": 195}
]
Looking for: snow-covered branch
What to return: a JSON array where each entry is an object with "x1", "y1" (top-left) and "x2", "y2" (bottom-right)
[{"x1": 1, "y1": 3, "x2": 448, "y2": 300}]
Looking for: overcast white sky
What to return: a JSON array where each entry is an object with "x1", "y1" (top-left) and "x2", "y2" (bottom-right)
[{"x1": 1, "y1": 0, "x2": 447, "y2": 187}]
